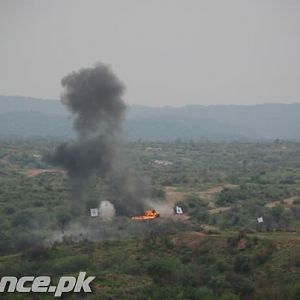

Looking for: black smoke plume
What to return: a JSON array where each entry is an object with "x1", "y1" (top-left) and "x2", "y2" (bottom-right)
[{"x1": 45, "y1": 63, "x2": 147, "y2": 215}]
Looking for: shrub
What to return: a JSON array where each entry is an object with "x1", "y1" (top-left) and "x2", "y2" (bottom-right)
[
  {"x1": 288, "y1": 283, "x2": 300, "y2": 300},
  {"x1": 234, "y1": 254, "x2": 253, "y2": 273},
  {"x1": 219, "y1": 292, "x2": 241, "y2": 300},
  {"x1": 178, "y1": 194, "x2": 209, "y2": 223},
  {"x1": 146, "y1": 257, "x2": 183, "y2": 285},
  {"x1": 50, "y1": 255, "x2": 90, "y2": 274},
  {"x1": 140, "y1": 285, "x2": 217, "y2": 300},
  {"x1": 254, "y1": 245, "x2": 274, "y2": 265},
  {"x1": 226, "y1": 273, "x2": 254, "y2": 295},
  {"x1": 22, "y1": 244, "x2": 50, "y2": 261},
  {"x1": 56, "y1": 211, "x2": 72, "y2": 234},
  {"x1": 13, "y1": 209, "x2": 35, "y2": 228},
  {"x1": 216, "y1": 260, "x2": 231, "y2": 272}
]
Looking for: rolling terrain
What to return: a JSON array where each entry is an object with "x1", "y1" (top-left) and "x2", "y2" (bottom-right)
[{"x1": 1, "y1": 96, "x2": 300, "y2": 140}]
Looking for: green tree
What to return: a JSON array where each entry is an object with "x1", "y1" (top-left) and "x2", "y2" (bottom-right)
[
  {"x1": 56, "y1": 211, "x2": 72, "y2": 234},
  {"x1": 270, "y1": 204, "x2": 284, "y2": 224}
]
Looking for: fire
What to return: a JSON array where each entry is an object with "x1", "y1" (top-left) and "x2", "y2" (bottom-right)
[{"x1": 131, "y1": 209, "x2": 160, "y2": 220}]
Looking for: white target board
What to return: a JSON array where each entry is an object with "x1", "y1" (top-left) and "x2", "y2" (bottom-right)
[
  {"x1": 257, "y1": 217, "x2": 264, "y2": 223},
  {"x1": 175, "y1": 206, "x2": 183, "y2": 214},
  {"x1": 90, "y1": 208, "x2": 99, "y2": 217}
]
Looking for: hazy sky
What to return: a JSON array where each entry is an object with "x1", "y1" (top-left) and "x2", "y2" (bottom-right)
[{"x1": 0, "y1": 0, "x2": 300, "y2": 106}]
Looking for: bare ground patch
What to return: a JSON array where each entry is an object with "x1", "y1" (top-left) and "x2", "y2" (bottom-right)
[
  {"x1": 265, "y1": 196, "x2": 298, "y2": 209},
  {"x1": 149, "y1": 187, "x2": 188, "y2": 218},
  {"x1": 283, "y1": 196, "x2": 298, "y2": 206},
  {"x1": 22, "y1": 168, "x2": 66, "y2": 177},
  {"x1": 265, "y1": 201, "x2": 281, "y2": 209},
  {"x1": 200, "y1": 224, "x2": 221, "y2": 233},
  {"x1": 208, "y1": 206, "x2": 231, "y2": 214},
  {"x1": 164, "y1": 186, "x2": 187, "y2": 204},
  {"x1": 162, "y1": 185, "x2": 237, "y2": 216}
]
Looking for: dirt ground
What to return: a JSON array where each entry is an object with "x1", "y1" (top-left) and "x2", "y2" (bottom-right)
[
  {"x1": 22, "y1": 168, "x2": 66, "y2": 177},
  {"x1": 161, "y1": 185, "x2": 238, "y2": 217},
  {"x1": 265, "y1": 196, "x2": 298, "y2": 209},
  {"x1": 164, "y1": 186, "x2": 187, "y2": 204}
]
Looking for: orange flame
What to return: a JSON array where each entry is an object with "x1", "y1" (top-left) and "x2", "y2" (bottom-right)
[{"x1": 131, "y1": 210, "x2": 160, "y2": 220}]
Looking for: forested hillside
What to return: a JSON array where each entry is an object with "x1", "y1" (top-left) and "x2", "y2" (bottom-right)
[{"x1": 1, "y1": 96, "x2": 300, "y2": 140}]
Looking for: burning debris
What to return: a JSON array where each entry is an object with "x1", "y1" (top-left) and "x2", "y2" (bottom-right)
[
  {"x1": 45, "y1": 63, "x2": 147, "y2": 216},
  {"x1": 131, "y1": 209, "x2": 160, "y2": 220}
]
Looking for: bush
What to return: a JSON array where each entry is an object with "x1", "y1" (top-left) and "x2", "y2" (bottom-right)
[
  {"x1": 254, "y1": 245, "x2": 274, "y2": 265},
  {"x1": 270, "y1": 204, "x2": 284, "y2": 223},
  {"x1": 146, "y1": 257, "x2": 182, "y2": 285},
  {"x1": 190, "y1": 287, "x2": 216, "y2": 300},
  {"x1": 2, "y1": 204, "x2": 15, "y2": 215},
  {"x1": 234, "y1": 254, "x2": 253, "y2": 273},
  {"x1": 226, "y1": 273, "x2": 254, "y2": 295},
  {"x1": 22, "y1": 244, "x2": 50, "y2": 261},
  {"x1": 56, "y1": 211, "x2": 72, "y2": 233},
  {"x1": 140, "y1": 285, "x2": 217, "y2": 300},
  {"x1": 13, "y1": 209, "x2": 35, "y2": 228},
  {"x1": 219, "y1": 292, "x2": 240, "y2": 300},
  {"x1": 216, "y1": 260, "x2": 231, "y2": 272},
  {"x1": 288, "y1": 283, "x2": 300, "y2": 300},
  {"x1": 178, "y1": 194, "x2": 208, "y2": 223},
  {"x1": 50, "y1": 255, "x2": 90, "y2": 275}
]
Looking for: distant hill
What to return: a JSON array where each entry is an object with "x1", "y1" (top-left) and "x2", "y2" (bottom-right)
[{"x1": 0, "y1": 95, "x2": 300, "y2": 141}]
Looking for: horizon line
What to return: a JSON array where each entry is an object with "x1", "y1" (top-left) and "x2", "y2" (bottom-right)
[{"x1": 1, "y1": 94, "x2": 300, "y2": 109}]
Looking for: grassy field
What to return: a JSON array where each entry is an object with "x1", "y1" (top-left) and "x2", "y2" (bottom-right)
[{"x1": 1, "y1": 139, "x2": 300, "y2": 299}]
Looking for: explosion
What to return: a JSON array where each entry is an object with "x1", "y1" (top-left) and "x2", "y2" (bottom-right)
[{"x1": 45, "y1": 63, "x2": 147, "y2": 216}]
